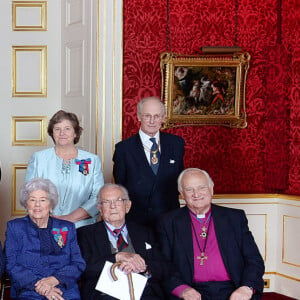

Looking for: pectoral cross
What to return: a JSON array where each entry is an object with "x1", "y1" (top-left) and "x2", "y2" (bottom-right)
[{"x1": 197, "y1": 252, "x2": 208, "y2": 265}]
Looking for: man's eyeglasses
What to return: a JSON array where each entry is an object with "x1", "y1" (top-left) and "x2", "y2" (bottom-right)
[
  {"x1": 100, "y1": 198, "x2": 127, "y2": 206},
  {"x1": 141, "y1": 114, "x2": 162, "y2": 122}
]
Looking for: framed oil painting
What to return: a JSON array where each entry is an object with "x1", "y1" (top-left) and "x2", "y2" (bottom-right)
[{"x1": 160, "y1": 52, "x2": 251, "y2": 128}]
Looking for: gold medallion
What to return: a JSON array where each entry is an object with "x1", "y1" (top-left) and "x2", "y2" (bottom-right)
[
  {"x1": 151, "y1": 154, "x2": 158, "y2": 165},
  {"x1": 200, "y1": 226, "x2": 207, "y2": 239}
]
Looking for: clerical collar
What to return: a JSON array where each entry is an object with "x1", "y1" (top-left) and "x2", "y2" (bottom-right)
[{"x1": 189, "y1": 208, "x2": 211, "y2": 220}]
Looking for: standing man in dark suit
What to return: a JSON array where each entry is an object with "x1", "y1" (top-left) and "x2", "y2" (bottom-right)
[
  {"x1": 157, "y1": 168, "x2": 265, "y2": 300},
  {"x1": 113, "y1": 96, "x2": 185, "y2": 228},
  {"x1": 77, "y1": 183, "x2": 171, "y2": 300}
]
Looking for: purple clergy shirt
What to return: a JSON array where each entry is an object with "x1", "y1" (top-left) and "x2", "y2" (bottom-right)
[{"x1": 172, "y1": 209, "x2": 231, "y2": 298}]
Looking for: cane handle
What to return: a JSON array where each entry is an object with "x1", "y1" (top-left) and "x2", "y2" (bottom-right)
[{"x1": 110, "y1": 262, "x2": 135, "y2": 300}]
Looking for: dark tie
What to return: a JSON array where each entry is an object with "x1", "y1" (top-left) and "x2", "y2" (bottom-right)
[
  {"x1": 113, "y1": 229, "x2": 128, "y2": 251},
  {"x1": 150, "y1": 137, "x2": 160, "y2": 174}
]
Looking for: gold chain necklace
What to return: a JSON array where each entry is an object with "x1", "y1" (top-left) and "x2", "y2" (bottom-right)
[{"x1": 142, "y1": 140, "x2": 160, "y2": 165}]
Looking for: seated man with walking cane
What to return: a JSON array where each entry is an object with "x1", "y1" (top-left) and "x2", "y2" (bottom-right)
[{"x1": 77, "y1": 183, "x2": 171, "y2": 299}]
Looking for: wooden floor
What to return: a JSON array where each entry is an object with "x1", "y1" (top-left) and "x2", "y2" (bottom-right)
[
  {"x1": 262, "y1": 293, "x2": 298, "y2": 300},
  {"x1": 1, "y1": 290, "x2": 298, "y2": 299}
]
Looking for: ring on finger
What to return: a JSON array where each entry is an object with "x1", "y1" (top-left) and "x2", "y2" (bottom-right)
[{"x1": 52, "y1": 296, "x2": 56, "y2": 300}]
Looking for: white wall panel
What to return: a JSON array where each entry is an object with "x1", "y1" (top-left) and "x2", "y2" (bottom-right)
[
  {"x1": 65, "y1": 40, "x2": 84, "y2": 96},
  {"x1": 214, "y1": 196, "x2": 300, "y2": 299}
]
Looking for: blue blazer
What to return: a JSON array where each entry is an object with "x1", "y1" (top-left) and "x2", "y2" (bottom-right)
[
  {"x1": 113, "y1": 132, "x2": 185, "y2": 226},
  {"x1": 5, "y1": 216, "x2": 86, "y2": 299},
  {"x1": 77, "y1": 220, "x2": 171, "y2": 299},
  {"x1": 157, "y1": 205, "x2": 265, "y2": 299}
]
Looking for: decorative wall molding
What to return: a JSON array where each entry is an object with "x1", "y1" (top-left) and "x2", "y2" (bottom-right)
[
  {"x1": 12, "y1": 45, "x2": 47, "y2": 97},
  {"x1": 11, "y1": 164, "x2": 27, "y2": 216},
  {"x1": 282, "y1": 215, "x2": 300, "y2": 267},
  {"x1": 214, "y1": 193, "x2": 300, "y2": 201},
  {"x1": 66, "y1": 0, "x2": 84, "y2": 26},
  {"x1": 97, "y1": 0, "x2": 123, "y2": 181},
  {"x1": 212, "y1": 196, "x2": 300, "y2": 298},
  {"x1": 12, "y1": 1, "x2": 47, "y2": 31},
  {"x1": 65, "y1": 40, "x2": 85, "y2": 97},
  {"x1": 11, "y1": 116, "x2": 47, "y2": 146}
]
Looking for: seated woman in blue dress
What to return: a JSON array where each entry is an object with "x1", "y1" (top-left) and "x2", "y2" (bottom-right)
[
  {"x1": 5, "y1": 178, "x2": 86, "y2": 300},
  {"x1": 25, "y1": 110, "x2": 104, "y2": 228}
]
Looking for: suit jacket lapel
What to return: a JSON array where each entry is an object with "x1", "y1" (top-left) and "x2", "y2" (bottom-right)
[
  {"x1": 157, "y1": 132, "x2": 167, "y2": 175},
  {"x1": 176, "y1": 207, "x2": 194, "y2": 275},
  {"x1": 126, "y1": 222, "x2": 147, "y2": 257},
  {"x1": 95, "y1": 222, "x2": 113, "y2": 256},
  {"x1": 134, "y1": 134, "x2": 156, "y2": 177},
  {"x1": 211, "y1": 205, "x2": 231, "y2": 270}
]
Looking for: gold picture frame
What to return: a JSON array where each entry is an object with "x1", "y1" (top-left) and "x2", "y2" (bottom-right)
[
  {"x1": 12, "y1": 45, "x2": 47, "y2": 97},
  {"x1": 160, "y1": 52, "x2": 251, "y2": 128},
  {"x1": 12, "y1": 1, "x2": 47, "y2": 31},
  {"x1": 12, "y1": 116, "x2": 47, "y2": 146},
  {"x1": 11, "y1": 164, "x2": 27, "y2": 216}
]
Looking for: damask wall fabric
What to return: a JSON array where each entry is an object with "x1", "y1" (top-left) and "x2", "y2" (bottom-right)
[{"x1": 123, "y1": 0, "x2": 300, "y2": 194}]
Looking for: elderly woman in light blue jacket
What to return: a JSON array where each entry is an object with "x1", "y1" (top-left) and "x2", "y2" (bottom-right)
[{"x1": 25, "y1": 110, "x2": 104, "y2": 228}]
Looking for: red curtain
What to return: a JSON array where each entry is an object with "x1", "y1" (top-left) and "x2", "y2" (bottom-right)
[{"x1": 122, "y1": 0, "x2": 300, "y2": 194}]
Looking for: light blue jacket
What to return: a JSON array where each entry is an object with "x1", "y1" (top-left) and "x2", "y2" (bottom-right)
[{"x1": 25, "y1": 147, "x2": 104, "y2": 228}]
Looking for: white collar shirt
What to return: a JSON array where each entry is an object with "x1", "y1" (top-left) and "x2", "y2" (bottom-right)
[{"x1": 139, "y1": 129, "x2": 160, "y2": 164}]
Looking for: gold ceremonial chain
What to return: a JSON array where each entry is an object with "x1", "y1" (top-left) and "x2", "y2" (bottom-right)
[{"x1": 142, "y1": 141, "x2": 160, "y2": 165}]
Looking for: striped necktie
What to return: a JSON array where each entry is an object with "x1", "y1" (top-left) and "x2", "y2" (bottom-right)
[{"x1": 113, "y1": 229, "x2": 128, "y2": 251}]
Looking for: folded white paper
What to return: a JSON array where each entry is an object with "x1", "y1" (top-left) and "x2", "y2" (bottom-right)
[{"x1": 95, "y1": 261, "x2": 148, "y2": 300}]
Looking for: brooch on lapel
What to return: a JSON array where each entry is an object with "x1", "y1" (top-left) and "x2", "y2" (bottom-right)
[
  {"x1": 52, "y1": 227, "x2": 68, "y2": 248},
  {"x1": 75, "y1": 158, "x2": 91, "y2": 175}
]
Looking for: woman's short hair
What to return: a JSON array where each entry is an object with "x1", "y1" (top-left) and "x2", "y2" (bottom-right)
[
  {"x1": 177, "y1": 168, "x2": 214, "y2": 194},
  {"x1": 47, "y1": 110, "x2": 83, "y2": 144},
  {"x1": 19, "y1": 178, "x2": 59, "y2": 209}
]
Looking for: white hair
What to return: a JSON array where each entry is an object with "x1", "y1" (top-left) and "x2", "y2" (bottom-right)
[
  {"x1": 19, "y1": 177, "x2": 58, "y2": 209},
  {"x1": 98, "y1": 183, "x2": 130, "y2": 204},
  {"x1": 177, "y1": 168, "x2": 214, "y2": 194},
  {"x1": 137, "y1": 96, "x2": 166, "y2": 117}
]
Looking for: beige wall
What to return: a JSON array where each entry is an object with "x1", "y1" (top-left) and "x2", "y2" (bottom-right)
[
  {"x1": 213, "y1": 195, "x2": 300, "y2": 299},
  {"x1": 0, "y1": 0, "x2": 123, "y2": 241}
]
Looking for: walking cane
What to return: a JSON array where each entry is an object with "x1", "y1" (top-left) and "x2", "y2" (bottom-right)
[{"x1": 110, "y1": 262, "x2": 135, "y2": 300}]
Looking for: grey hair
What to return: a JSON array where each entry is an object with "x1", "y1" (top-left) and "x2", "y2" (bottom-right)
[
  {"x1": 137, "y1": 96, "x2": 166, "y2": 117},
  {"x1": 19, "y1": 177, "x2": 59, "y2": 209},
  {"x1": 98, "y1": 183, "x2": 130, "y2": 204},
  {"x1": 177, "y1": 168, "x2": 214, "y2": 194}
]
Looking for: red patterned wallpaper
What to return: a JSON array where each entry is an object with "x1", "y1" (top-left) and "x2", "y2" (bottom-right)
[{"x1": 123, "y1": 0, "x2": 300, "y2": 194}]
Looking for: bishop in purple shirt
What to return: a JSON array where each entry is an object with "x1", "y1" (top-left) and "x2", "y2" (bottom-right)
[{"x1": 157, "y1": 168, "x2": 265, "y2": 300}]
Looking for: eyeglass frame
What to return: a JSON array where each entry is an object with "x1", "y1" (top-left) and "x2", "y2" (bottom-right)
[
  {"x1": 140, "y1": 113, "x2": 163, "y2": 122},
  {"x1": 99, "y1": 198, "x2": 128, "y2": 206}
]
